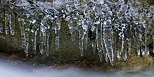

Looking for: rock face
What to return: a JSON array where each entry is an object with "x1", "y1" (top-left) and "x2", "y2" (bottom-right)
[{"x1": 0, "y1": 0, "x2": 154, "y2": 69}]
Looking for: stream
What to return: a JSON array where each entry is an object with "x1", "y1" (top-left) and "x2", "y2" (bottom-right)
[{"x1": 0, "y1": 58, "x2": 154, "y2": 77}]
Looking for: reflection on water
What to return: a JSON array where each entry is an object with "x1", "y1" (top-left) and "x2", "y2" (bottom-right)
[{"x1": 0, "y1": 59, "x2": 153, "y2": 77}]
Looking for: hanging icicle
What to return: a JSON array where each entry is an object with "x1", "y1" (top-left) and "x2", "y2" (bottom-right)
[{"x1": 0, "y1": 0, "x2": 154, "y2": 64}]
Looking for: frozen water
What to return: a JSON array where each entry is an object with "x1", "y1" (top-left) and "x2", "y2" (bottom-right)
[{"x1": 0, "y1": 0, "x2": 154, "y2": 64}]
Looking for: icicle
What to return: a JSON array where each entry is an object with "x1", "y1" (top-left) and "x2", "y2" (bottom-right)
[
  {"x1": 153, "y1": 35, "x2": 154, "y2": 54},
  {"x1": 40, "y1": 20, "x2": 47, "y2": 54},
  {"x1": 78, "y1": 18, "x2": 89, "y2": 56},
  {"x1": 46, "y1": 32, "x2": 50, "y2": 56},
  {"x1": 96, "y1": 26, "x2": 102, "y2": 61},
  {"x1": 141, "y1": 23, "x2": 146, "y2": 56},
  {"x1": 127, "y1": 37, "x2": 132, "y2": 55},
  {"x1": 126, "y1": 18, "x2": 132, "y2": 56},
  {"x1": 92, "y1": 41, "x2": 96, "y2": 54},
  {"x1": 137, "y1": 32, "x2": 142, "y2": 56},
  {"x1": 9, "y1": 13, "x2": 15, "y2": 36},
  {"x1": 67, "y1": 19, "x2": 76, "y2": 42},
  {"x1": 144, "y1": 26, "x2": 149, "y2": 56},
  {"x1": 24, "y1": 23, "x2": 31, "y2": 56},
  {"x1": 4, "y1": 10, "x2": 10, "y2": 35},
  {"x1": 8, "y1": 14, "x2": 12, "y2": 35},
  {"x1": 98, "y1": 50, "x2": 103, "y2": 62},
  {"x1": 145, "y1": 45, "x2": 149, "y2": 56},
  {"x1": 31, "y1": 26, "x2": 38, "y2": 54},
  {"x1": 120, "y1": 24, "x2": 128, "y2": 60},
  {"x1": 118, "y1": 24, "x2": 126, "y2": 60},
  {"x1": 79, "y1": 26, "x2": 83, "y2": 57},
  {"x1": 103, "y1": 18, "x2": 114, "y2": 64},
  {"x1": 123, "y1": 35, "x2": 129, "y2": 61},
  {"x1": 24, "y1": 29, "x2": 29, "y2": 56},
  {"x1": 18, "y1": 18, "x2": 28, "y2": 56},
  {"x1": 0, "y1": 0, "x2": 153, "y2": 64},
  {"x1": 0, "y1": 25, "x2": 3, "y2": 34},
  {"x1": 30, "y1": 19, "x2": 37, "y2": 54},
  {"x1": 34, "y1": 30, "x2": 38, "y2": 54},
  {"x1": 123, "y1": 49, "x2": 128, "y2": 61},
  {"x1": 0, "y1": 9, "x2": 4, "y2": 34},
  {"x1": 54, "y1": 20, "x2": 61, "y2": 50},
  {"x1": 99, "y1": 19, "x2": 104, "y2": 62},
  {"x1": 79, "y1": 29, "x2": 84, "y2": 56},
  {"x1": 137, "y1": 44, "x2": 141, "y2": 56},
  {"x1": 18, "y1": 18, "x2": 24, "y2": 46},
  {"x1": 100, "y1": 19, "x2": 108, "y2": 61},
  {"x1": 84, "y1": 32, "x2": 88, "y2": 49},
  {"x1": 24, "y1": 31, "x2": 29, "y2": 57},
  {"x1": 82, "y1": 19, "x2": 89, "y2": 50},
  {"x1": 91, "y1": 25, "x2": 96, "y2": 54}
]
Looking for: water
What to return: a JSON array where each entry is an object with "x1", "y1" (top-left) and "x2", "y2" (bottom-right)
[
  {"x1": 0, "y1": 59, "x2": 154, "y2": 77},
  {"x1": 0, "y1": 0, "x2": 154, "y2": 64}
]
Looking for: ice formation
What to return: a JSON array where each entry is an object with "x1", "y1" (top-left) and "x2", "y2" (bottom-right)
[{"x1": 0, "y1": 0, "x2": 154, "y2": 64}]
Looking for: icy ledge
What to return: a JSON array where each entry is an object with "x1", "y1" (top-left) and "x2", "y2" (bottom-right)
[{"x1": 0, "y1": 0, "x2": 154, "y2": 65}]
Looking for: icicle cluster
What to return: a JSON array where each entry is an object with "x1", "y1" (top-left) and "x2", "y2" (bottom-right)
[
  {"x1": 0, "y1": 0, "x2": 154, "y2": 64},
  {"x1": 0, "y1": 2, "x2": 15, "y2": 35}
]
